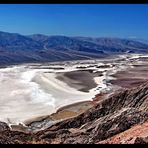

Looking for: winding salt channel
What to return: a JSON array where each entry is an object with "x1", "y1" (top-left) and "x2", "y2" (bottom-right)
[
  {"x1": 0, "y1": 65, "x2": 99, "y2": 125},
  {"x1": 0, "y1": 54, "x2": 146, "y2": 125}
]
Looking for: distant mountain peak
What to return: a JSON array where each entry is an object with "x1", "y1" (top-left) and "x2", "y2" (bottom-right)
[{"x1": 0, "y1": 31, "x2": 148, "y2": 65}]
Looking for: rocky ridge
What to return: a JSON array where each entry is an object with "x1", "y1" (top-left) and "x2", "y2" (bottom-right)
[{"x1": 0, "y1": 81, "x2": 147, "y2": 144}]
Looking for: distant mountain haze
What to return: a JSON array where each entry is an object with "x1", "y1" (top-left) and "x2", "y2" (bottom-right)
[{"x1": 0, "y1": 31, "x2": 148, "y2": 65}]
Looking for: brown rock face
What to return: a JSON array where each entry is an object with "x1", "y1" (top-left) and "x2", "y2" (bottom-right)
[
  {"x1": 134, "y1": 137, "x2": 148, "y2": 144},
  {"x1": 0, "y1": 81, "x2": 148, "y2": 144},
  {"x1": 0, "y1": 122, "x2": 9, "y2": 132},
  {"x1": 98, "y1": 120, "x2": 148, "y2": 144}
]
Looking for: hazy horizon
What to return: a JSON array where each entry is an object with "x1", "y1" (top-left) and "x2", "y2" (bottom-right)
[
  {"x1": 0, "y1": 30, "x2": 148, "y2": 41},
  {"x1": 0, "y1": 4, "x2": 148, "y2": 39}
]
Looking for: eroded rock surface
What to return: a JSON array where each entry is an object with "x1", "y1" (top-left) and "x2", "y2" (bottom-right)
[{"x1": 0, "y1": 81, "x2": 148, "y2": 144}]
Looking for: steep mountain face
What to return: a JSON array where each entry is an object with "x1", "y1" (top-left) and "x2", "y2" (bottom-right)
[
  {"x1": 0, "y1": 32, "x2": 43, "y2": 65},
  {"x1": 75, "y1": 37, "x2": 148, "y2": 53},
  {"x1": 0, "y1": 31, "x2": 42, "y2": 50},
  {"x1": 0, "y1": 81, "x2": 147, "y2": 144},
  {"x1": 0, "y1": 31, "x2": 148, "y2": 65},
  {"x1": 128, "y1": 38, "x2": 148, "y2": 45}
]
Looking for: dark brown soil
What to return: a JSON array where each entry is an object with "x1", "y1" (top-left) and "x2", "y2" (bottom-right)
[{"x1": 56, "y1": 70, "x2": 102, "y2": 92}]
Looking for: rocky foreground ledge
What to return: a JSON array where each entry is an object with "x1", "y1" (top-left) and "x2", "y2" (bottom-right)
[{"x1": 0, "y1": 81, "x2": 148, "y2": 144}]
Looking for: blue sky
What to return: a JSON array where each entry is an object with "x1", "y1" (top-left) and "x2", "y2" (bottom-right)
[{"x1": 0, "y1": 4, "x2": 148, "y2": 39}]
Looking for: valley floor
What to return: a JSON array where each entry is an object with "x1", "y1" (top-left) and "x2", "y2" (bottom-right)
[{"x1": 0, "y1": 53, "x2": 147, "y2": 144}]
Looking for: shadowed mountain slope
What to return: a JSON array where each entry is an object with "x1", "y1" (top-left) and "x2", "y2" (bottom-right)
[{"x1": 0, "y1": 31, "x2": 148, "y2": 65}]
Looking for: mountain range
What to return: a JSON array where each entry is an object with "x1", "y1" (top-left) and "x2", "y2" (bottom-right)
[{"x1": 0, "y1": 31, "x2": 148, "y2": 65}]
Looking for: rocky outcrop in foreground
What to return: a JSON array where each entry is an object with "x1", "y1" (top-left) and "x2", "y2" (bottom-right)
[{"x1": 0, "y1": 81, "x2": 148, "y2": 144}]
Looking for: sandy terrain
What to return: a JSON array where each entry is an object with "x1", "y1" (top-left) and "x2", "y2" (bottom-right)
[
  {"x1": 0, "y1": 53, "x2": 147, "y2": 128},
  {"x1": 56, "y1": 70, "x2": 102, "y2": 92},
  {"x1": 0, "y1": 65, "x2": 99, "y2": 125},
  {"x1": 110, "y1": 56, "x2": 148, "y2": 88}
]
